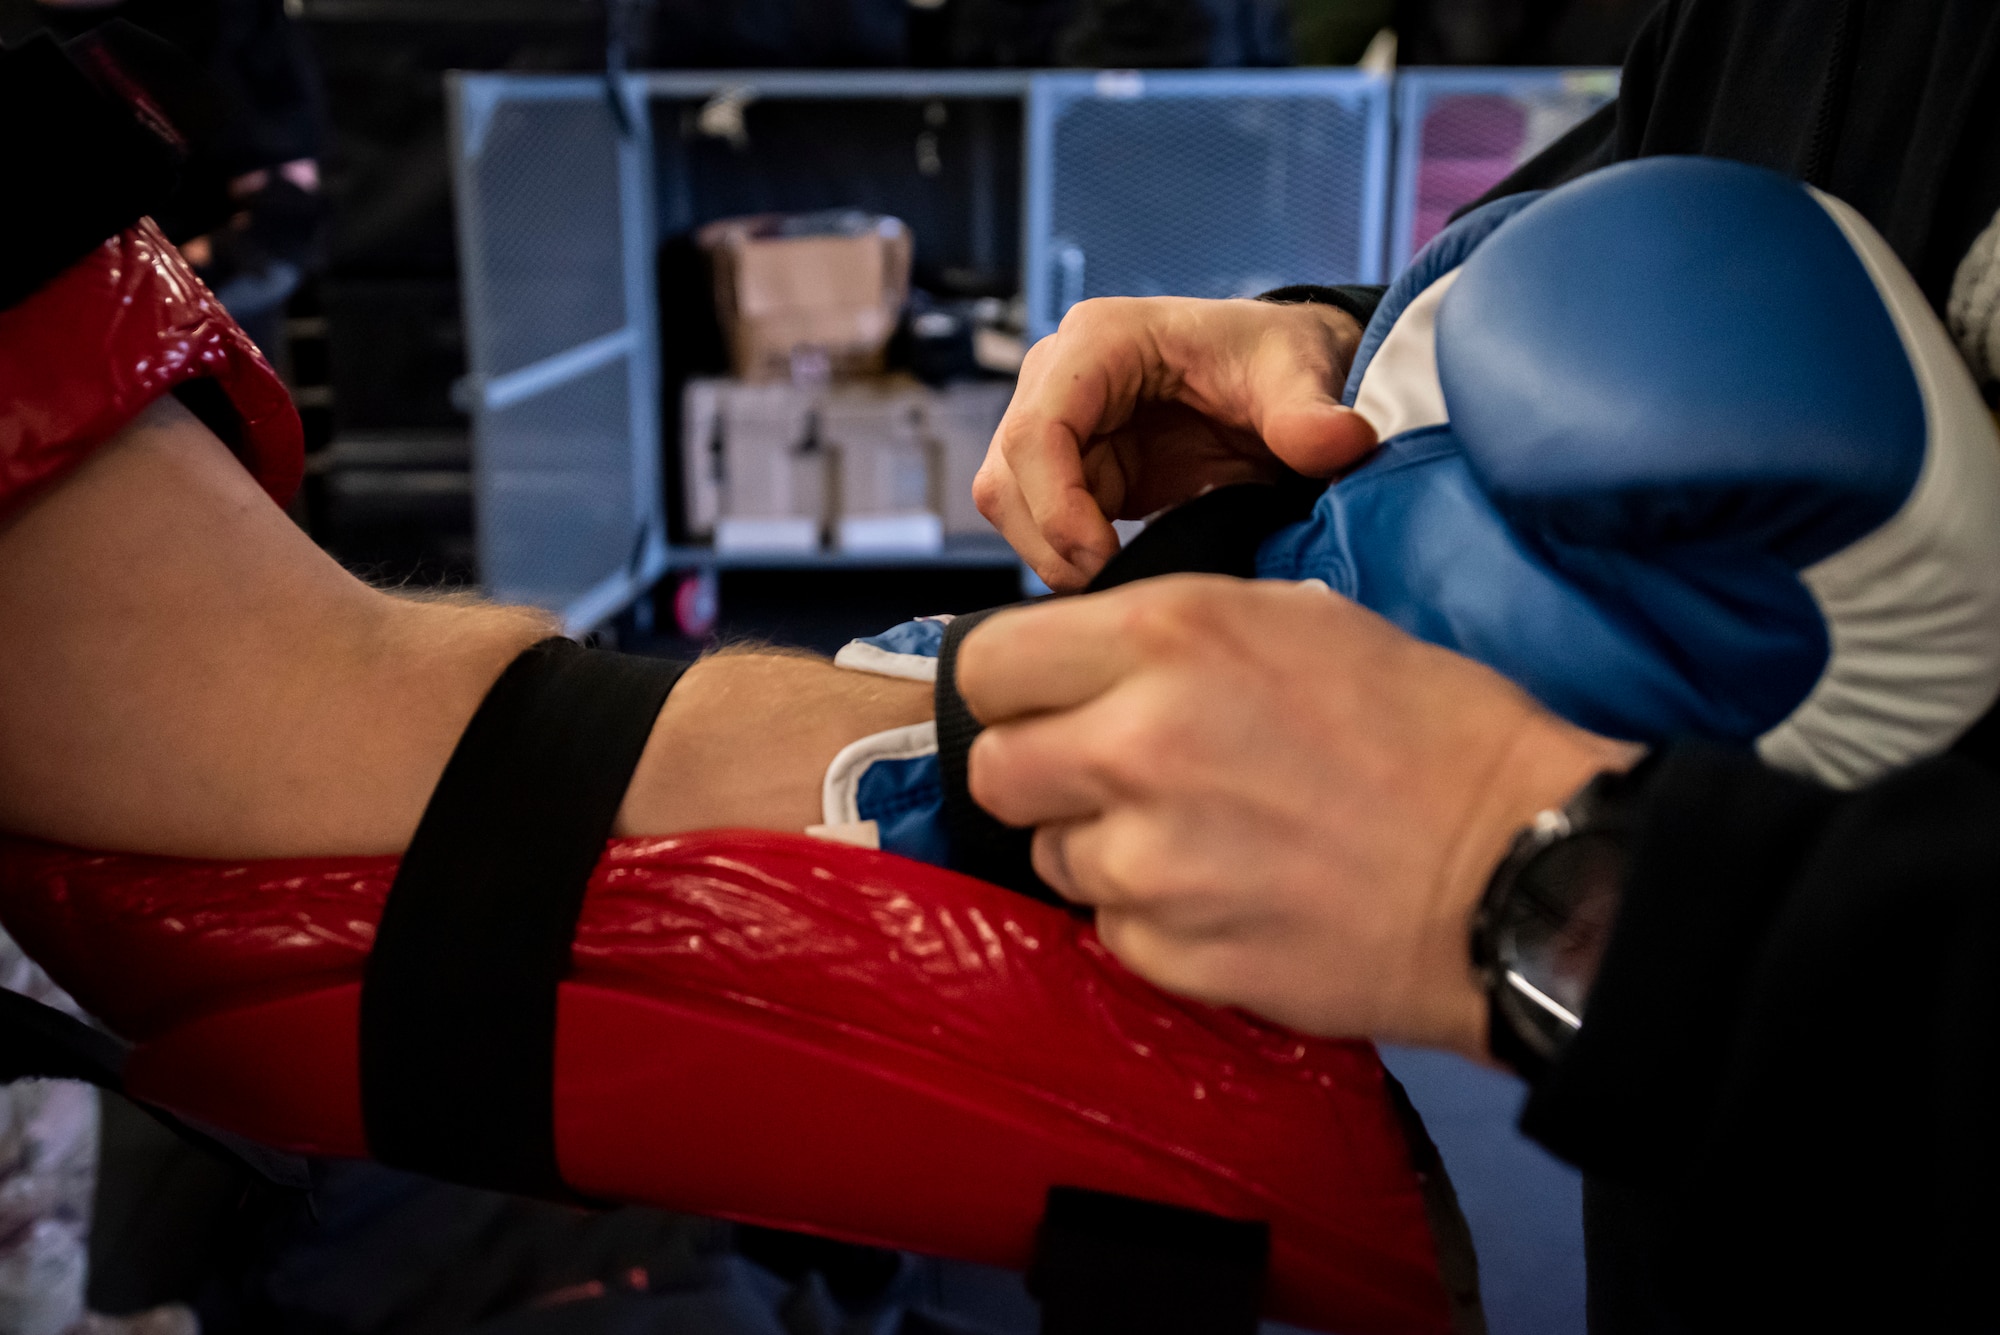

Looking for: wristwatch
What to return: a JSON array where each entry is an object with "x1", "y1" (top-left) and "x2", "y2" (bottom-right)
[{"x1": 1470, "y1": 763, "x2": 1647, "y2": 1078}]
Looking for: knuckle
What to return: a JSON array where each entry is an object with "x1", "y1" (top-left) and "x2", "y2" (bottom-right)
[
  {"x1": 1086, "y1": 708, "x2": 1178, "y2": 795},
  {"x1": 1096, "y1": 828, "x2": 1170, "y2": 903},
  {"x1": 1055, "y1": 296, "x2": 1131, "y2": 339},
  {"x1": 1055, "y1": 298, "x2": 1102, "y2": 336},
  {"x1": 1092, "y1": 911, "x2": 1145, "y2": 967},
  {"x1": 964, "y1": 732, "x2": 1023, "y2": 820},
  {"x1": 1118, "y1": 582, "x2": 1212, "y2": 656},
  {"x1": 1097, "y1": 914, "x2": 1219, "y2": 1001},
  {"x1": 1076, "y1": 708, "x2": 1147, "y2": 781},
  {"x1": 1039, "y1": 563, "x2": 1088, "y2": 595},
  {"x1": 1031, "y1": 826, "x2": 1077, "y2": 895},
  {"x1": 969, "y1": 462, "x2": 1006, "y2": 518},
  {"x1": 1018, "y1": 331, "x2": 1058, "y2": 373}
]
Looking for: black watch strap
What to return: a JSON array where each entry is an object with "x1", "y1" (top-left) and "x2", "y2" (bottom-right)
[{"x1": 1473, "y1": 759, "x2": 1654, "y2": 1079}]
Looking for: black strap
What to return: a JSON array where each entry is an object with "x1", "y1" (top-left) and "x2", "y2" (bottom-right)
[
  {"x1": 934, "y1": 608, "x2": 1064, "y2": 907},
  {"x1": 0, "y1": 989, "x2": 311, "y2": 1189},
  {"x1": 1030, "y1": 1187, "x2": 1268, "y2": 1335},
  {"x1": 934, "y1": 484, "x2": 1325, "y2": 902},
  {"x1": 1084, "y1": 480, "x2": 1324, "y2": 591},
  {"x1": 1258, "y1": 282, "x2": 1387, "y2": 333},
  {"x1": 0, "y1": 987, "x2": 128, "y2": 1088},
  {"x1": 1381, "y1": 1072, "x2": 1489, "y2": 1335},
  {"x1": 360, "y1": 638, "x2": 690, "y2": 1197}
]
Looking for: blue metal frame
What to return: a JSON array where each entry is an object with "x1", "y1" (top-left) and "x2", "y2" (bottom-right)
[
  {"x1": 639, "y1": 70, "x2": 1033, "y2": 99},
  {"x1": 449, "y1": 72, "x2": 668, "y2": 635},
  {"x1": 1387, "y1": 67, "x2": 1619, "y2": 280},
  {"x1": 1024, "y1": 68, "x2": 1392, "y2": 339},
  {"x1": 444, "y1": 68, "x2": 1629, "y2": 624}
]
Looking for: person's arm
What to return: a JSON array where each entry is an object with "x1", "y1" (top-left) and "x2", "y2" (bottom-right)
[
  {"x1": 955, "y1": 572, "x2": 2000, "y2": 1328},
  {"x1": 955, "y1": 573, "x2": 1635, "y2": 1052},
  {"x1": 0, "y1": 394, "x2": 929, "y2": 858}
]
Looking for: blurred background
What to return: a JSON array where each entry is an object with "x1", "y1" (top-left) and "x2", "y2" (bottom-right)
[{"x1": 0, "y1": 2, "x2": 1655, "y2": 1333}]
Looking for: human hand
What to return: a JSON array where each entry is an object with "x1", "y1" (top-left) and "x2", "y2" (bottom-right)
[
  {"x1": 956, "y1": 575, "x2": 1640, "y2": 1058},
  {"x1": 973, "y1": 297, "x2": 1376, "y2": 591}
]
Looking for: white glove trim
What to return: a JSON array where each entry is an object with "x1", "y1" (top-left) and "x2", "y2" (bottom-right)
[
  {"x1": 1758, "y1": 191, "x2": 2000, "y2": 788},
  {"x1": 833, "y1": 641, "x2": 941, "y2": 682},
  {"x1": 820, "y1": 720, "x2": 941, "y2": 826},
  {"x1": 1350, "y1": 268, "x2": 1460, "y2": 443}
]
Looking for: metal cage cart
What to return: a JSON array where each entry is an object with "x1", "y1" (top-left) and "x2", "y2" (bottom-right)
[
  {"x1": 1024, "y1": 69, "x2": 1391, "y2": 340},
  {"x1": 1387, "y1": 67, "x2": 1618, "y2": 277},
  {"x1": 645, "y1": 69, "x2": 1036, "y2": 620},
  {"x1": 445, "y1": 68, "x2": 1605, "y2": 632},
  {"x1": 449, "y1": 74, "x2": 666, "y2": 635}
]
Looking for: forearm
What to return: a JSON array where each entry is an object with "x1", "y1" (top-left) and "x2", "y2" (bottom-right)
[
  {"x1": 0, "y1": 395, "x2": 927, "y2": 857},
  {"x1": 0, "y1": 395, "x2": 551, "y2": 855},
  {"x1": 619, "y1": 649, "x2": 930, "y2": 838}
]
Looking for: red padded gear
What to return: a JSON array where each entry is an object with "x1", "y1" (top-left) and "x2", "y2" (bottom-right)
[
  {"x1": 0, "y1": 218, "x2": 303, "y2": 520},
  {"x1": 0, "y1": 831, "x2": 1451, "y2": 1333}
]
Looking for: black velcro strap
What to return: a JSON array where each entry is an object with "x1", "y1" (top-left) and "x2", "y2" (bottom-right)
[
  {"x1": 934, "y1": 608, "x2": 1062, "y2": 907},
  {"x1": 1029, "y1": 1187, "x2": 1268, "y2": 1335},
  {"x1": 0, "y1": 988, "x2": 129, "y2": 1089},
  {"x1": 0, "y1": 989, "x2": 310, "y2": 1189},
  {"x1": 1084, "y1": 480, "x2": 1324, "y2": 591},
  {"x1": 1257, "y1": 282, "x2": 1386, "y2": 333},
  {"x1": 933, "y1": 484, "x2": 1324, "y2": 905},
  {"x1": 361, "y1": 637, "x2": 690, "y2": 1198}
]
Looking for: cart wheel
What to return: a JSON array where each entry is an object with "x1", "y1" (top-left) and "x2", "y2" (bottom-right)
[{"x1": 672, "y1": 568, "x2": 719, "y2": 639}]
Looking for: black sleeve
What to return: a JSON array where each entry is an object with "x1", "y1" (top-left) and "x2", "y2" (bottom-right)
[
  {"x1": 1447, "y1": 0, "x2": 1672, "y2": 222},
  {"x1": 0, "y1": 24, "x2": 206, "y2": 309},
  {"x1": 1258, "y1": 283, "x2": 1385, "y2": 331},
  {"x1": 206, "y1": 0, "x2": 325, "y2": 173},
  {"x1": 1454, "y1": 100, "x2": 1619, "y2": 220},
  {"x1": 1523, "y1": 741, "x2": 2000, "y2": 1329}
]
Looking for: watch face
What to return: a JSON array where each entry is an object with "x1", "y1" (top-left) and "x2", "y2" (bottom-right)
[{"x1": 1494, "y1": 830, "x2": 1626, "y2": 1058}]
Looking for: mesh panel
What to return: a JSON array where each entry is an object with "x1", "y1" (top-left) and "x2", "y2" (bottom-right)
[
  {"x1": 1045, "y1": 89, "x2": 1377, "y2": 325},
  {"x1": 479, "y1": 358, "x2": 636, "y2": 607},
  {"x1": 1401, "y1": 73, "x2": 1616, "y2": 262},
  {"x1": 465, "y1": 98, "x2": 627, "y2": 378}
]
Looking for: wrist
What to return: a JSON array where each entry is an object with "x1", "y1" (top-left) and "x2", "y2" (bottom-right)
[
  {"x1": 1429, "y1": 715, "x2": 1643, "y2": 1062},
  {"x1": 1274, "y1": 298, "x2": 1364, "y2": 365}
]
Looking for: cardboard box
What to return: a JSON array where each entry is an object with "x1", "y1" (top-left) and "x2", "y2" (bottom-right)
[
  {"x1": 926, "y1": 381, "x2": 1014, "y2": 535},
  {"x1": 699, "y1": 213, "x2": 913, "y2": 382},
  {"x1": 821, "y1": 380, "x2": 939, "y2": 554},
  {"x1": 679, "y1": 375, "x2": 1016, "y2": 550},
  {"x1": 681, "y1": 379, "x2": 827, "y2": 550},
  {"x1": 679, "y1": 377, "x2": 725, "y2": 537}
]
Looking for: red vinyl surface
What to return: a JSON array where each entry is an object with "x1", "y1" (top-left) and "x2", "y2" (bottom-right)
[
  {"x1": 0, "y1": 831, "x2": 1451, "y2": 1333},
  {"x1": 0, "y1": 219, "x2": 302, "y2": 521}
]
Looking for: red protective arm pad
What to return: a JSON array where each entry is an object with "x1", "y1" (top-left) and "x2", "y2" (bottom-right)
[
  {"x1": 0, "y1": 831, "x2": 1453, "y2": 1334},
  {"x1": 0, "y1": 219, "x2": 302, "y2": 521}
]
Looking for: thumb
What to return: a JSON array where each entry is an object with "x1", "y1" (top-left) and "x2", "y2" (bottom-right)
[{"x1": 1259, "y1": 390, "x2": 1379, "y2": 478}]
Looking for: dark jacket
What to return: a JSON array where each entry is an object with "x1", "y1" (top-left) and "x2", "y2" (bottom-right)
[{"x1": 1469, "y1": 4, "x2": 2000, "y2": 1330}]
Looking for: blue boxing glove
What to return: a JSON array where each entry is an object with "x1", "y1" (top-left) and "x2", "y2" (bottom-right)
[
  {"x1": 1262, "y1": 156, "x2": 2000, "y2": 788},
  {"x1": 827, "y1": 156, "x2": 2000, "y2": 873}
]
